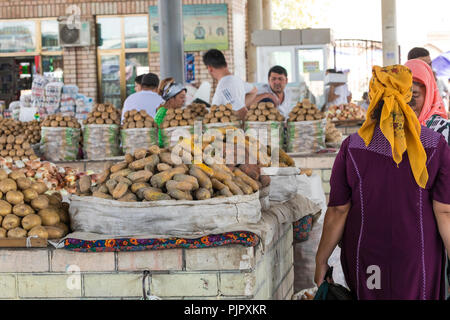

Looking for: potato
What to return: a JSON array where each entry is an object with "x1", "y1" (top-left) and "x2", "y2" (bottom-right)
[
  {"x1": 31, "y1": 181, "x2": 48, "y2": 194},
  {"x1": 54, "y1": 222, "x2": 69, "y2": 235},
  {"x1": 16, "y1": 177, "x2": 32, "y2": 190},
  {"x1": 28, "y1": 226, "x2": 48, "y2": 239},
  {"x1": 2, "y1": 214, "x2": 20, "y2": 230},
  {"x1": 21, "y1": 214, "x2": 42, "y2": 230},
  {"x1": 9, "y1": 170, "x2": 26, "y2": 180},
  {"x1": 0, "y1": 200, "x2": 12, "y2": 216},
  {"x1": 44, "y1": 226, "x2": 65, "y2": 239},
  {"x1": 0, "y1": 178, "x2": 17, "y2": 193},
  {"x1": 0, "y1": 169, "x2": 8, "y2": 180},
  {"x1": 31, "y1": 195, "x2": 49, "y2": 210},
  {"x1": 78, "y1": 175, "x2": 92, "y2": 194},
  {"x1": 47, "y1": 194, "x2": 62, "y2": 207},
  {"x1": 23, "y1": 188, "x2": 39, "y2": 202},
  {"x1": 6, "y1": 190, "x2": 24, "y2": 205},
  {"x1": 7, "y1": 227, "x2": 27, "y2": 238},
  {"x1": 38, "y1": 208, "x2": 60, "y2": 226},
  {"x1": 0, "y1": 227, "x2": 6, "y2": 238},
  {"x1": 13, "y1": 203, "x2": 34, "y2": 217}
]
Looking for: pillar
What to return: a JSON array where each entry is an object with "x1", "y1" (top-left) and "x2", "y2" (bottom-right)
[
  {"x1": 262, "y1": 0, "x2": 272, "y2": 30},
  {"x1": 158, "y1": 0, "x2": 185, "y2": 84},
  {"x1": 247, "y1": 0, "x2": 263, "y2": 83},
  {"x1": 381, "y1": 0, "x2": 399, "y2": 66}
]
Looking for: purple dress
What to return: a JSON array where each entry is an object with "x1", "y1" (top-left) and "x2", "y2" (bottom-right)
[{"x1": 328, "y1": 126, "x2": 450, "y2": 300}]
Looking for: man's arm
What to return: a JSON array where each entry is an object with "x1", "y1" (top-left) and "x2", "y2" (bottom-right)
[
  {"x1": 248, "y1": 92, "x2": 281, "y2": 107},
  {"x1": 433, "y1": 200, "x2": 450, "y2": 255},
  {"x1": 314, "y1": 202, "x2": 351, "y2": 285},
  {"x1": 244, "y1": 87, "x2": 258, "y2": 107}
]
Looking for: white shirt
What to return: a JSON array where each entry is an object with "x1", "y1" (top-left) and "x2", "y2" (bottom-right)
[
  {"x1": 212, "y1": 75, "x2": 254, "y2": 110},
  {"x1": 325, "y1": 83, "x2": 351, "y2": 108},
  {"x1": 257, "y1": 84, "x2": 292, "y2": 118},
  {"x1": 122, "y1": 90, "x2": 165, "y2": 121}
]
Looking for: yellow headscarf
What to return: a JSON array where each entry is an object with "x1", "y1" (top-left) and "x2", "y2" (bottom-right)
[{"x1": 358, "y1": 65, "x2": 428, "y2": 188}]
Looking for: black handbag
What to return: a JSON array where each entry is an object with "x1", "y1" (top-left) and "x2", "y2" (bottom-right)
[{"x1": 314, "y1": 267, "x2": 355, "y2": 300}]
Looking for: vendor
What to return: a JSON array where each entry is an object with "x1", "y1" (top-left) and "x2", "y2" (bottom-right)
[
  {"x1": 158, "y1": 77, "x2": 187, "y2": 110},
  {"x1": 134, "y1": 74, "x2": 145, "y2": 93},
  {"x1": 203, "y1": 49, "x2": 257, "y2": 120},
  {"x1": 322, "y1": 69, "x2": 352, "y2": 112},
  {"x1": 249, "y1": 65, "x2": 292, "y2": 118},
  {"x1": 121, "y1": 73, "x2": 164, "y2": 122}
]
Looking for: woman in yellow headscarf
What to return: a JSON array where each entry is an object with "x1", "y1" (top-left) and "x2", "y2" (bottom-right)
[{"x1": 314, "y1": 65, "x2": 450, "y2": 300}]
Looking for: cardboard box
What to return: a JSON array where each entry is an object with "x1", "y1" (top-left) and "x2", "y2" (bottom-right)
[{"x1": 324, "y1": 73, "x2": 347, "y2": 85}]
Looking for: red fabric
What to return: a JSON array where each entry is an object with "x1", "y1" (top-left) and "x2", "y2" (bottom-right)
[{"x1": 405, "y1": 59, "x2": 448, "y2": 125}]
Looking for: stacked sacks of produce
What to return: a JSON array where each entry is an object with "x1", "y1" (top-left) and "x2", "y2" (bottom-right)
[
  {"x1": 121, "y1": 109, "x2": 158, "y2": 155},
  {"x1": 186, "y1": 102, "x2": 208, "y2": 120},
  {"x1": 159, "y1": 108, "x2": 195, "y2": 148},
  {"x1": 76, "y1": 143, "x2": 262, "y2": 201},
  {"x1": 40, "y1": 114, "x2": 82, "y2": 162},
  {"x1": 0, "y1": 168, "x2": 70, "y2": 240},
  {"x1": 244, "y1": 102, "x2": 285, "y2": 147},
  {"x1": 202, "y1": 104, "x2": 240, "y2": 125},
  {"x1": 327, "y1": 103, "x2": 366, "y2": 121},
  {"x1": 82, "y1": 103, "x2": 121, "y2": 160},
  {"x1": 325, "y1": 121, "x2": 343, "y2": 148},
  {"x1": 286, "y1": 99, "x2": 327, "y2": 154}
]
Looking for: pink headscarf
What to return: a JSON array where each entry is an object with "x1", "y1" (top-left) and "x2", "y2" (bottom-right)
[{"x1": 404, "y1": 59, "x2": 448, "y2": 125}]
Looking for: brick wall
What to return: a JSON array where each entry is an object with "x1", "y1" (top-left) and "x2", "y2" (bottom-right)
[
  {"x1": 0, "y1": 222, "x2": 293, "y2": 300},
  {"x1": 0, "y1": 0, "x2": 247, "y2": 102}
]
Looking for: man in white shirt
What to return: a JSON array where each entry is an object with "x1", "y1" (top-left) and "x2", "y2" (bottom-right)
[
  {"x1": 322, "y1": 69, "x2": 352, "y2": 111},
  {"x1": 121, "y1": 73, "x2": 165, "y2": 122},
  {"x1": 203, "y1": 49, "x2": 257, "y2": 120},
  {"x1": 249, "y1": 65, "x2": 293, "y2": 118}
]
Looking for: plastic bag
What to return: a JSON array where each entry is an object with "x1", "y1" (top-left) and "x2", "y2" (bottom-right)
[
  {"x1": 286, "y1": 119, "x2": 327, "y2": 154},
  {"x1": 83, "y1": 124, "x2": 121, "y2": 160},
  {"x1": 244, "y1": 121, "x2": 284, "y2": 147},
  {"x1": 40, "y1": 127, "x2": 81, "y2": 162},
  {"x1": 121, "y1": 128, "x2": 158, "y2": 155}
]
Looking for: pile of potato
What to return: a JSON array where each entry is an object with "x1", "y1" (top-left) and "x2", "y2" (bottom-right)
[
  {"x1": 0, "y1": 168, "x2": 70, "y2": 240},
  {"x1": 122, "y1": 109, "x2": 156, "y2": 129},
  {"x1": 160, "y1": 108, "x2": 195, "y2": 128},
  {"x1": 0, "y1": 119, "x2": 24, "y2": 136},
  {"x1": 246, "y1": 102, "x2": 285, "y2": 122},
  {"x1": 325, "y1": 121, "x2": 343, "y2": 145},
  {"x1": 202, "y1": 104, "x2": 239, "y2": 124},
  {"x1": 288, "y1": 100, "x2": 326, "y2": 122},
  {"x1": 23, "y1": 120, "x2": 42, "y2": 144},
  {"x1": 327, "y1": 103, "x2": 366, "y2": 121},
  {"x1": 186, "y1": 103, "x2": 208, "y2": 119},
  {"x1": 0, "y1": 134, "x2": 38, "y2": 161},
  {"x1": 83, "y1": 103, "x2": 121, "y2": 126},
  {"x1": 76, "y1": 143, "x2": 262, "y2": 201},
  {"x1": 41, "y1": 114, "x2": 81, "y2": 129}
]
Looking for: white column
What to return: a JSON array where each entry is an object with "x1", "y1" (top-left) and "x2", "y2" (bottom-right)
[
  {"x1": 262, "y1": 0, "x2": 272, "y2": 30},
  {"x1": 247, "y1": 0, "x2": 263, "y2": 82},
  {"x1": 381, "y1": 0, "x2": 399, "y2": 66}
]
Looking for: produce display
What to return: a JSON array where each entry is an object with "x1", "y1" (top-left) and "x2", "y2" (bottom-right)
[
  {"x1": 41, "y1": 113, "x2": 82, "y2": 128},
  {"x1": 0, "y1": 118, "x2": 41, "y2": 145},
  {"x1": 246, "y1": 102, "x2": 285, "y2": 122},
  {"x1": 160, "y1": 107, "x2": 195, "y2": 129},
  {"x1": 325, "y1": 121, "x2": 343, "y2": 146},
  {"x1": 0, "y1": 168, "x2": 70, "y2": 240},
  {"x1": 186, "y1": 103, "x2": 208, "y2": 119},
  {"x1": 83, "y1": 102, "x2": 121, "y2": 126},
  {"x1": 23, "y1": 120, "x2": 42, "y2": 144},
  {"x1": 0, "y1": 134, "x2": 38, "y2": 161},
  {"x1": 202, "y1": 104, "x2": 239, "y2": 124},
  {"x1": 122, "y1": 109, "x2": 156, "y2": 129},
  {"x1": 0, "y1": 158, "x2": 80, "y2": 194},
  {"x1": 76, "y1": 144, "x2": 263, "y2": 201},
  {"x1": 288, "y1": 99, "x2": 326, "y2": 122},
  {"x1": 327, "y1": 103, "x2": 366, "y2": 121}
]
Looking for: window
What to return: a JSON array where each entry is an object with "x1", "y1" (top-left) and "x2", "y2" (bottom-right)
[
  {"x1": 0, "y1": 20, "x2": 36, "y2": 53},
  {"x1": 41, "y1": 20, "x2": 60, "y2": 51},
  {"x1": 97, "y1": 15, "x2": 150, "y2": 108}
]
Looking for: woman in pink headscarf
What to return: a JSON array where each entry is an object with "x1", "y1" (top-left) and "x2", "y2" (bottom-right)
[{"x1": 405, "y1": 59, "x2": 449, "y2": 143}]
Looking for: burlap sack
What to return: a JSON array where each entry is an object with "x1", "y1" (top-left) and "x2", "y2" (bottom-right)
[
  {"x1": 40, "y1": 127, "x2": 81, "y2": 162},
  {"x1": 121, "y1": 128, "x2": 158, "y2": 155},
  {"x1": 83, "y1": 124, "x2": 120, "y2": 160},
  {"x1": 286, "y1": 119, "x2": 327, "y2": 154}
]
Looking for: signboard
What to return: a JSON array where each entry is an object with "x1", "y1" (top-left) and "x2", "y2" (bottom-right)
[
  {"x1": 303, "y1": 61, "x2": 320, "y2": 73},
  {"x1": 149, "y1": 4, "x2": 229, "y2": 52}
]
